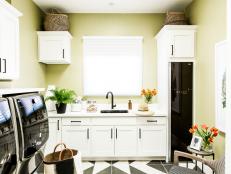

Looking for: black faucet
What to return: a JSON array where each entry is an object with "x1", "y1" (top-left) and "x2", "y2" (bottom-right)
[{"x1": 106, "y1": 91, "x2": 116, "y2": 109}]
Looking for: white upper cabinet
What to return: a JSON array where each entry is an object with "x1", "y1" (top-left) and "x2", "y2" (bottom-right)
[
  {"x1": 0, "y1": 1, "x2": 22, "y2": 80},
  {"x1": 156, "y1": 25, "x2": 197, "y2": 60},
  {"x1": 37, "y1": 31, "x2": 72, "y2": 64}
]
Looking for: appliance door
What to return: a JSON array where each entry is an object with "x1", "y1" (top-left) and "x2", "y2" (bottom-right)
[
  {"x1": 171, "y1": 62, "x2": 193, "y2": 156},
  {"x1": 0, "y1": 98, "x2": 17, "y2": 174},
  {"x1": 12, "y1": 93, "x2": 49, "y2": 173}
]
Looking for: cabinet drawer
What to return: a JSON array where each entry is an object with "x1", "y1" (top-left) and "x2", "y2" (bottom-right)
[
  {"x1": 91, "y1": 118, "x2": 136, "y2": 125},
  {"x1": 62, "y1": 118, "x2": 91, "y2": 126},
  {"x1": 136, "y1": 117, "x2": 166, "y2": 125}
]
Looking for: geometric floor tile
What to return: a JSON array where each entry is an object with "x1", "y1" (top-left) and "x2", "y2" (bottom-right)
[
  {"x1": 130, "y1": 161, "x2": 165, "y2": 174},
  {"x1": 82, "y1": 161, "x2": 95, "y2": 171},
  {"x1": 92, "y1": 161, "x2": 111, "y2": 174},
  {"x1": 113, "y1": 161, "x2": 131, "y2": 174},
  {"x1": 83, "y1": 160, "x2": 213, "y2": 174}
]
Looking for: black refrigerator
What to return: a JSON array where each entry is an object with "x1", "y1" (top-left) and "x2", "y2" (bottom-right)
[{"x1": 171, "y1": 62, "x2": 193, "y2": 159}]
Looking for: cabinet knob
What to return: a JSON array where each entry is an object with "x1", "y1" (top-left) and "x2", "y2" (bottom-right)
[
  {"x1": 111, "y1": 128, "x2": 113, "y2": 139},
  {"x1": 3, "y1": 59, "x2": 6, "y2": 73},
  {"x1": 147, "y1": 120, "x2": 157, "y2": 123},
  {"x1": 71, "y1": 121, "x2": 81, "y2": 123},
  {"x1": 171, "y1": 45, "x2": 174, "y2": 56},
  {"x1": 116, "y1": 128, "x2": 117, "y2": 139},
  {"x1": 139, "y1": 128, "x2": 141, "y2": 139},
  {"x1": 62, "y1": 49, "x2": 65, "y2": 59},
  {"x1": 57, "y1": 120, "x2": 59, "y2": 130},
  {"x1": 87, "y1": 128, "x2": 89, "y2": 139}
]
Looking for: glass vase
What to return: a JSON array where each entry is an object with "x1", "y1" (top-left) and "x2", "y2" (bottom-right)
[{"x1": 202, "y1": 142, "x2": 213, "y2": 152}]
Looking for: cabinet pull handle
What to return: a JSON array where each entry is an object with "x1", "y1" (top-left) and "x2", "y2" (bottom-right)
[
  {"x1": 62, "y1": 49, "x2": 65, "y2": 58},
  {"x1": 87, "y1": 128, "x2": 89, "y2": 139},
  {"x1": 139, "y1": 128, "x2": 141, "y2": 139},
  {"x1": 57, "y1": 120, "x2": 59, "y2": 130},
  {"x1": 111, "y1": 128, "x2": 113, "y2": 139},
  {"x1": 3, "y1": 59, "x2": 6, "y2": 73},
  {"x1": 147, "y1": 120, "x2": 158, "y2": 123},
  {"x1": 171, "y1": 45, "x2": 174, "y2": 56},
  {"x1": 71, "y1": 121, "x2": 81, "y2": 123},
  {"x1": 116, "y1": 128, "x2": 117, "y2": 139},
  {"x1": 0, "y1": 58, "x2": 1, "y2": 73}
]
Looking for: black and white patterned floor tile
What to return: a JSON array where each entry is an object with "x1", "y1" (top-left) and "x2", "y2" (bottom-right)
[{"x1": 82, "y1": 160, "x2": 213, "y2": 174}]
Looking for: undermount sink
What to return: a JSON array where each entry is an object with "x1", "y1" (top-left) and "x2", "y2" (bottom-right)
[{"x1": 100, "y1": 110, "x2": 128, "y2": 113}]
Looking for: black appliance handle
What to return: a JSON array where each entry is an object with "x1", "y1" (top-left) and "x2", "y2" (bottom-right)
[{"x1": 62, "y1": 49, "x2": 65, "y2": 58}]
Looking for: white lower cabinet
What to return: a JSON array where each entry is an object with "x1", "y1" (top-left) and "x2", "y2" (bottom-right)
[
  {"x1": 47, "y1": 117, "x2": 168, "y2": 160},
  {"x1": 62, "y1": 126, "x2": 90, "y2": 156},
  {"x1": 115, "y1": 126, "x2": 137, "y2": 156},
  {"x1": 91, "y1": 126, "x2": 114, "y2": 156},
  {"x1": 138, "y1": 125, "x2": 166, "y2": 156},
  {"x1": 45, "y1": 118, "x2": 61, "y2": 155}
]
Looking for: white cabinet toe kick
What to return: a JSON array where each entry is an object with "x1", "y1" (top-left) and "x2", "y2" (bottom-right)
[{"x1": 46, "y1": 115, "x2": 169, "y2": 162}]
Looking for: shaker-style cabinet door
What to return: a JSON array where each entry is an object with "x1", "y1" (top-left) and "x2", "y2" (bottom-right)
[
  {"x1": 138, "y1": 125, "x2": 167, "y2": 156},
  {"x1": 37, "y1": 31, "x2": 72, "y2": 64},
  {"x1": 91, "y1": 126, "x2": 114, "y2": 156},
  {"x1": 114, "y1": 126, "x2": 137, "y2": 156},
  {"x1": 62, "y1": 125, "x2": 90, "y2": 156},
  {"x1": 0, "y1": 1, "x2": 21, "y2": 80},
  {"x1": 44, "y1": 118, "x2": 62, "y2": 155},
  {"x1": 169, "y1": 31, "x2": 195, "y2": 58}
]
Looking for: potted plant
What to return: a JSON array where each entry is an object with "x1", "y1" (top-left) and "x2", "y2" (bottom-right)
[
  {"x1": 189, "y1": 124, "x2": 219, "y2": 152},
  {"x1": 46, "y1": 88, "x2": 76, "y2": 114}
]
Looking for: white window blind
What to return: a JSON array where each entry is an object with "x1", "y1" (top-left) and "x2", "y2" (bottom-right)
[{"x1": 83, "y1": 36, "x2": 143, "y2": 96}]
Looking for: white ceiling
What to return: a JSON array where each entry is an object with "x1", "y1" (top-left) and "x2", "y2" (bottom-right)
[{"x1": 32, "y1": 0, "x2": 193, "y2": 13}]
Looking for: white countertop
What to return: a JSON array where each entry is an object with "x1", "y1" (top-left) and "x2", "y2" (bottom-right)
[
  {"x1": 48, "y1": 110, "x2": 167, "y2": 117},
  {"x1": 48, "y1": 104, "x2": 167, "y2": 118}
]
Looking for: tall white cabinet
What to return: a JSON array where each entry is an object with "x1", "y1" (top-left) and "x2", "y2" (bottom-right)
[
  {"x1": 155, "y1": 25, "x2": 197, "y2": 114},
  {"x1": 155, "y1": 25, "x2": 197, "y2": 160},
  {"x1": 0, "y1": 1, "x2": 22, "y2": 80}
]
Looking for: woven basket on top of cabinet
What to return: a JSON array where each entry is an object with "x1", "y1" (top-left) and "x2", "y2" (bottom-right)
[
  {"x1": 44, "y1": 9, "x2": 69, "y2": 31},
  {"x1": 164, "y1": 11, "x2": 188, "y2": 25}
]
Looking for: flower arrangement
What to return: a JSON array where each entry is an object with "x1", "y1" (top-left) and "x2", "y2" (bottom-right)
[
  {"x1": 189, "y1": 124, "x2": 219, "y2": 151},
  {"x1": 141, "y1": 89, "x2": 157, "y2": 104}
]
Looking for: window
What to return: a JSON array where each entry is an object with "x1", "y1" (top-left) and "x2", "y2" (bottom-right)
[{"x1": 83, "y1": 36, "x2": 143, "y2": 96}]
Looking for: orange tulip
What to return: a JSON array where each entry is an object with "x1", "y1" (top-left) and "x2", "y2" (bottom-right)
[
  {"x1": 209, "y1": 137, "x2": 214, "y2": 143},
  {"x1": 201, "y1": 124, "x2": 208, "y2": 130},
  {"x1": 193, "y1": 124, "x2": 198, "y2": 130},
  {"x1": 213, "y1": 131, "x2": 218, "y2": 137},
  {"x1": 189, "y1": 128, "x2": 195, "y2": 134},
  {"x1": 210, "y1": 127, "x2": 219, "y2": 132}
]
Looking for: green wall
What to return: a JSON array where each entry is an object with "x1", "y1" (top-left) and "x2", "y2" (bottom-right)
[
  {"x1": 0, "y1": 0, "x2": 46, "y2": 88},
  {"x1": 45, "y1": 14, "x2": 165, "y2": 103},
  {"x1": 186, "y1": 0, "x2": 226, "y2": 159}
]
